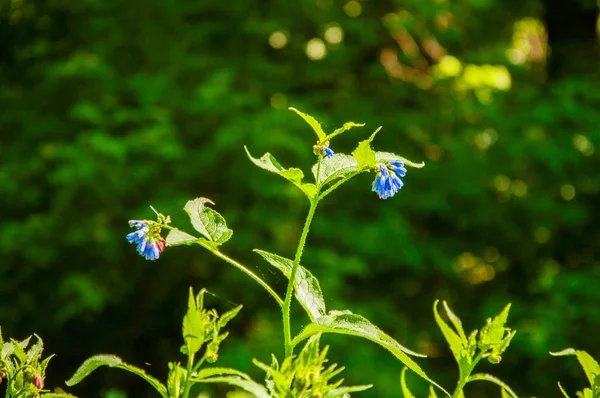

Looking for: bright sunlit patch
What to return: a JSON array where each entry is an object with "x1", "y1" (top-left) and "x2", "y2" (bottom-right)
[
  {"x1": 435, "y1": 55, "x2": 462, "y2": 77},
  {"x1": 306, "y1": 38, "x2": 327, "y2": 60},
  {"x1": 560, "y1": 184, "x2": 575, "y2": 201},
  {"x1": 344, "y1": 0, "x2": 362, "y2": 17},
  {"x1": 324, "y1": 25, "x2": 344, "y2": 44},
  {"x1": 534, "y1": 227, "x2": 551, "y2": 244},
  {"x1": 573, "y1": 134, "x2": 594, "y2": 156},
  {"x1": 269, "y1": 31, "x2": 288, "y2": 49},
  {"x1": 512, "y1": 180, "x2": 527, "y2": 197},
  {"x1": 270, "y1": 93, "x2": 287, "y2": 109}
]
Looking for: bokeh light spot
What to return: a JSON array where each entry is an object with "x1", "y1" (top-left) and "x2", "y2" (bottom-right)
[
  {"x1": 269, "y1": 31, "x2": 288, "y2": 49},
  {"x1": 324, "y1": 25, "x2": 344, "y2": 44},
  {"x1": 560, "y1": 184, "x2": 575, "y2": 201},
  {"x1": 344, "y1": 1, "x2": 362, "y2": 17},
  {"x1": 306, "y1": 38, "x2": 327, "y2": 60}
]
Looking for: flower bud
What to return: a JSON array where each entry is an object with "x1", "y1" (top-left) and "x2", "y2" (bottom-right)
[{"x1": 33, "y1": 373, "x2": 43, "y2": 389}]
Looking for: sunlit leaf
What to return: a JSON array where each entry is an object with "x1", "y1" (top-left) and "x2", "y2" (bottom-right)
[
  {"x1": 289, "y1": 107, "x2": 327, "y2": 141},
  {"x1": 195, "y1": 376, "x2": 271, "y2": 398},
  {"x1": 292, "y1": 310, "x2": 449, "y2": 396},
  {"x1": 400, "y1": 367, "x2": 416, "y2": 398},
  {"x1": 165, "y1": 228, "x2": 197, "y2": 247},
  {"x1": 311, "y1": 154, "x2": 359, "y2": 186},
  {"x1": 466, "y1": 373, "x2": 518, "y2": 398},
  {"x1": 184, "y1": 198, "x2": 233, "y2": 245},
  {"x1": 65, "y1": 354, "x2": 167, "y2": 397},
  {"x1": 433, "y1": 300, "x2": 465, "y2": 364},
  {"x1": 375, "y1": 152, "x2": 425, "y2": 168},
  {"x1": 325, "y1": 121, "x2": 365, "y2": 142},
  {"x1": 245, "y1": 147, "x2": 315, "y2": 198},
  {"x1": 254, "y1": 249, "x2": 326, "y2": 320},
  {"x1": 551, "y1": 349, "x2": 600, "y2": 387}
]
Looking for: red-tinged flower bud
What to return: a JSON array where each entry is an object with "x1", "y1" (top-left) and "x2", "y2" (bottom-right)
[
  {"x1": 33, "y1": 373, "x2": 43, "y2": 389},
  {"x1": 156, "y1": 239, "x2": 165, "y2": 252}
]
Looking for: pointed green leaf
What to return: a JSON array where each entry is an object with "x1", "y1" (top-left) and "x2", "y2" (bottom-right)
[
  {"x1": 592, "y1": 375, "x2": 600, "y2": 398},
  {"x1": 400, "y1": 367, "x2": 417, "y2": 398},
  {"x1": 551, "y1": 349, "x2": 600, "y2": 387},
  {"x1": 352, "y1": 140, "x2": 377, "y2": 169},
  {"x1": 479, "y1": 304, "x2": 512, "y2": 348},
  {"x1": 466, "y1": 373, "x2": 518, "y2": 398},
  {"x1": 165, "y1": 228, "x2": 198, "y2": 247},
  {"x1": 558, "y1": 382, "x2": 572, "y2": 398},
  {"x1": 195, "y1": 376, "x2": 271, "y2": 398},
  {"x1": 429, "y1": 385, "x2": 440, "y2": 398},
  {"x1": 217, "y1": 305, "x2": 243, "y2": 330},
  {"x1": 183, "y1": 307, "x2": 204, "y2": 355},
  {"x1": 254, "y1": 249, "x2": 326, "y2": 320},
  {"x1": 325, "y1": 121, "x2": 365, "y2": 142},
  {"x1": 375, "y1": 152, "x2": 425, "y2": 168},
  {"x1": 323, "y1": 385, "x2": 373, "y2": 397},
  {"x1": 65, "y1": 354, "x2": 167, "y2": 397},
  {"x1": 291, "y1": 310, "x2": 449, "y2": 397},
  {"x1": 501, "y1": 389, "x2": 512, "y2": 398},
  {"x1": 312, "y1": 154, "x2": 359, "y2": 186},
  {"x1": 41, "y1": 394, "x2": 77, "y2": 398},
  {"x1": 245, "y1": 147, "x2": 315, "y2": 198},
  {"x1": 442, "y1": 301, "x2": 467, "y2": 343},
  {"x1": 433, "y1": 301, "x2": 466, "y2": 365},
  {"x1": 289, "y1": 107, "x2": 327, "y2": 142},
  {"x1": 184, "y1": 198, "x2": 233, "y2": 245},
  {"x1": 26, "y1": 334, "x2": 44, "y2": 364},
  {"x1": 580, "y1": 388, "x2": 594, "y2": 398},
  {"x1": 193, "y1": 367, "x2": 252, "y2": 380}
]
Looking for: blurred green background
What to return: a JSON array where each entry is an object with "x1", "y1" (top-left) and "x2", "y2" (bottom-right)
[{"x1": 1, "y1": 0, "x2": 599, "y2": 396}]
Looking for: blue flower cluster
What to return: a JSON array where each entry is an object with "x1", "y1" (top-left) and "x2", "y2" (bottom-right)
[
  {"x1": 323, "y1": 146, "x2": 334, "y2": 158},
  {"x1": 126, "y1": 220, "x2": 165, "y2": 260},
  {"x1": 372, "y1": 161, "x2": 407, "y2": 199}
]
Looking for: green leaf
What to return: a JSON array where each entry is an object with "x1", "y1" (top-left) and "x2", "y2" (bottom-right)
[
  {"x1": 352, "y1": 140, "x2": 377, "y2": 169},
  {"x1": 167, "y1": 362, "x2": 186, "y2": 398},
  {"x1": 433, "y1": 300, "x2": 465, "y2": 364},
  {"x1": 183, "y1": 306, "x2": 205, "y2": 355},
  {"x1": 429, "y1": 385, "x2": 440, "y2": 398},
  {"x1": 289, "y1": 107, "x2": 327, "y2": 142},
  {"x1": 65, "y1": 354, "x2": 167, "y2": 397},
  {"x1": 195, "y1": 376, "x2": 271, "y2": 398},
  {"x1": 324, "y1": 121, "x2": 365, "y2": 142},
  {"x1": 26, "y1": 334, "x2": 44, "y2": 364},
  {"x1": 291, "y1": 310, "x2": 449, "y2": 397},
  {"x1": 165, "y1": 228, "x2": 198, "y2": 247},
  {"x1": 551, "y1": 349, "x2": 600, "y2": 387},
  {"x1": 245, "y1": 147, "x2": 315, "y2": 198},
  {"x1": 400, "y1": 367, "x2": 417, "y2": 398},
  {"x1": 217, "y1": 305, "x2": 243, "y2": 330},
  {"x1": 41, "y1": 394, "x2": 77, "y2": 398},
  {"x1": 311, "y1": 154, "x2": 359, "y2": 186},
  {"x1": 593, "y1": 375, "x2": 600, "y2": 398},
  {"x1": 193, "y1": 367, "x2": 252, "y2": 380},
  {"x1": 322, "y1": 384, "x2": 373, "y2": 398},
  {"x1": 501, "y1": 389, "x2": 512, "y2": 398},
  {"x1": 558, "y1": 382, "x2": 572, "y2": 398},
  {"x1": 466, "y1": 373, "x2": 518, "y2": 398},
  {"x1": 375, "y1": 152, "x2": 425, "y2": 168},
  {"x1": 254, "y1": 249, "x2": 326, "y2": 320},
  {"x1": 442, "y1": 301, "x2": 467, "y2": 343},
  {"x1": 479, "y1": 304, "x2": 512, "y2": 349},
  {"x1": 184, "y1": 198, "x2": 233, "y2": 245}
]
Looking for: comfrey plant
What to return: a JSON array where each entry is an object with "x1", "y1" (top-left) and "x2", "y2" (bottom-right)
[
  {"x1": 67, "y1": 108, "x2": 527, "y2": 397},
  {"x1": 0, "y1": 328, "x2": 73, "y2": 398}
]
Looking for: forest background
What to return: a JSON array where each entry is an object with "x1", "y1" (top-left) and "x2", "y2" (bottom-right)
[{"x1": 1, "y1": 0, "x2": 599, "y2": 396}]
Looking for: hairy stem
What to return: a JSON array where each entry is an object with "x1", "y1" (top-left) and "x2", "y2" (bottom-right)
[
  {"x1": 451, "y1": 352, "x2": 485, "y2": 398},
  {"x1": 182, "y1": 351, "x2": 195, "y2": 398},
  {"x1": 282, "y1": 199, "x2": 318, "y2": 357}
]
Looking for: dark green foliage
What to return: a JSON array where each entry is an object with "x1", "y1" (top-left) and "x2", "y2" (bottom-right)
[{"x1": 1, "y1": 0, "x2": 599, "y2": 396}]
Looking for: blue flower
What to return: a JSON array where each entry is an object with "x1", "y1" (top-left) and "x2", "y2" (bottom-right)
[
  {"x1": 127, "y1": 220, "x2": 165, "y2": 260},
  {"x1": 372, "y1": 163, "x2": 405, "y2": 199},
  {"x1": 323, "y1": 146, "x2": 334, "y2": 158}
]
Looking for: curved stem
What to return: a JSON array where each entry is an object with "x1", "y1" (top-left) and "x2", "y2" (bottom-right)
[
  {"x1": 318, "y1": 171, "x2": 362, "y2": 201},
  {"x1": 282, "y1": 199, "x2": 318, "y2": 357},
  {"x1": 209, "y1": 247, "x2": 284, "y2": 307}
]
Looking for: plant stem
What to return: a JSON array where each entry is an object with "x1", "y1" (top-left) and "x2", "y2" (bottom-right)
[
  {"x1": 282, "y1": 199, "x2": 318, "y2": 357},
  {"x1": 208, "y1": 247, "x2": 284, "y2": 307},
  {"x1": 318, "y1": 171, "x2": 361, "y2": 200},
  {"x1": 182, "y1": 351, "x2": 195, "y2": 398},
  {"x1": 451, "y1": 352, "x2": 485, "y2": 398}
]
